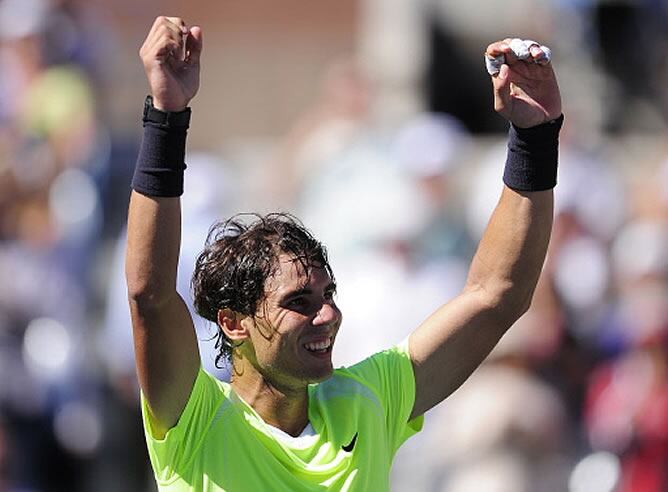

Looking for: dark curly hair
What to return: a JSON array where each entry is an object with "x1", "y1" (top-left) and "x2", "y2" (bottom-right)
[{"x1": 191, "y1": 213, "x2": 333, "y2": 367}]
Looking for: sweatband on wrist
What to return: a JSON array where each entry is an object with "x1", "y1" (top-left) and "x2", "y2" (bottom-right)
[
  {"x1": 503, "y1": 114, "x2": 563, "y2": 191},
  {"x1": 131, "y1": 97, "x2": 191, "y2": 197}
]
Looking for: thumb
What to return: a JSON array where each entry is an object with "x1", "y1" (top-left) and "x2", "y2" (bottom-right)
[
  {"x1": 186, "y1": 26, "x2": 203, "y2": 64},
  {"x1": 492, "y1": 64, "x2": 512, "y2": 115}
]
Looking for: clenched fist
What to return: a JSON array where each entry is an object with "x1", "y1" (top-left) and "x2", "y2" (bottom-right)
[
  {"x1": 485, "y1": 38, "x2": 561, "y2": 129},
  {"x1": 139, "y1": 16, "x2": 203, "y2": 112}
]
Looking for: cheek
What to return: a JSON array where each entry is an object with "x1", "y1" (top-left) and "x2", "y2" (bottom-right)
[
  {"x1": 249, "y1": 319, "x2": 294, "y2": 361},
  {"x1": 253, "y1": 337, "x2": 300, "y2": 374}
]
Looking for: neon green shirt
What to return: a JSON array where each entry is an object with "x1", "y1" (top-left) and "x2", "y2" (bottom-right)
[{"x1": 142, "y1": 340, "x2": 424, "y2": 491}]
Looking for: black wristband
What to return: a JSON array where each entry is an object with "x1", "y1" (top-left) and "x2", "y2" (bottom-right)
[
  {"x1": 142, "y1": 95, "x2": 191, "y2": 128},
  {"x1": 131, "y1": 96, "x2": 191, "y2": 197},
  {"x1": 503, "y1": 114, "x2": 564, "y2": 192}
]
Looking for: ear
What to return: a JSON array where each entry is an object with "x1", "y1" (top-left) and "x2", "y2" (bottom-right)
[{"x1": 217, "y1": 308, "x2": 250, "y2": 343}]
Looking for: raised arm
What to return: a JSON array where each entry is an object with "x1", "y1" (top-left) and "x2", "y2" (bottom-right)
[
  {"x1": 408, "y1": 39, "x2": 562, "y2": 418},
  {"x1": 125, "y1": 16, "x2": 203, "y2": 435}
]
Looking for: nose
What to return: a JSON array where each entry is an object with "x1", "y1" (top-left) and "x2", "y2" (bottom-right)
[{"x1": 314, "y1": 302, "x2": 340, "y2": 326}]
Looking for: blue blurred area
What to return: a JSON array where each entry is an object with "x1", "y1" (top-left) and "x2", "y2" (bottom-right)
[{"x1": 0, "y1": 1, "x2": 667, "y2": 491}]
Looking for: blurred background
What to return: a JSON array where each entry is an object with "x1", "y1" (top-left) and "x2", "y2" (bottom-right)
[{"x1": 1, "y1": 0, "x2": 667, "y2": 491}]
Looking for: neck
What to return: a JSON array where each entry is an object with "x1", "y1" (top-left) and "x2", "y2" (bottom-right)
[{"x1": 230, "y1": 357, "x2": 309, "y2": 437}]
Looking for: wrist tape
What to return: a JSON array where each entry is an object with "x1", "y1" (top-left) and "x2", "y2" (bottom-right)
[
  {"x1": 485, "y1": 38, "x2": 552, "y2": 76},
  {"x1": 131, "y1": 99, "x2": 191, "y2": 197},
  {"x1": 503, "y1": 114, "x2": 563, "y2": 191}
]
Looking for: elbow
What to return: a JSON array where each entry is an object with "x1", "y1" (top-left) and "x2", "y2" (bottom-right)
[
  {"x1": 126, "y1": 276, "x2": 175, "y2": 309},
  {"x1": 498, "y1": 291, "x2": 534, "y2": 325},
  {"x1": 514, "y1": 294, "x2": 533, "y2": 319},
  {"x1": 466, "y1": 281, "x2": 535, "y2": 326}
]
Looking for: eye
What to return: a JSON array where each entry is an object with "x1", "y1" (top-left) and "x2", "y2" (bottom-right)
[{"x1": 287, "y1": 297, "x2": 308, "y2": 309}]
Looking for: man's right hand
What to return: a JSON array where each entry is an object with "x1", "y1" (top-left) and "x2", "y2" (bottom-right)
[{"x1": 139, "y1": 16, "x2": 203, "y2": 112}]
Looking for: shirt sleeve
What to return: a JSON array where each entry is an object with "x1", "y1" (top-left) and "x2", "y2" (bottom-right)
[
  {"x1": 141, "y1": 367, "x2": 225, "y2": 483},
  {"x1": 345, "y1": 339, "x2": 424, "y2": 453}
]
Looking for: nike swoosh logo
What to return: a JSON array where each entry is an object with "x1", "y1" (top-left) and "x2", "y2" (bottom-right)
[{"x1": 342, "y1": 432, "x2": 358, "y2": 452}]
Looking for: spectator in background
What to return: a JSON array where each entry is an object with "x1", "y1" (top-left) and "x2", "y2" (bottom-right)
[
  {"x1": 265, "y1": 57, "x2": 373, "y2": 211},
  {"x1": 0, "y1": 0, "x2": 111, "y2": 489},
  {"x1": 582, "y1": 215, "x2": 668, "y2": 491},
  {"x1": 0, "y1": 0, "x2": 105, "y2": 276}
]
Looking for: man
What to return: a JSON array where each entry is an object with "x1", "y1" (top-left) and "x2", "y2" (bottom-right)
[{"x1": 126, "y1": 16, "x2": 562, "y2": 491}]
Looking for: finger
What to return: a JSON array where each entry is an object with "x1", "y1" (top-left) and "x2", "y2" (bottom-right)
[
  {"x1": 144, "y1": 16, "x2": 185, "y2": 45},
  {"x1": 185, "y1": 26, "x2": 203, "y2": 64},
  {"x1": 485, "y1": 41, "x2": 508, "y2": 76},
  {"x1": 164, "y1": 16, "x2": 187, "y2": 31},
  {"x1": 485, "y1": 53, "x2": 505, "y2": 76},
  {"x1": 511, "y1": 39, "x2": 553, "y2": 67},
  {"x1": 508, "y1": 38, "x2": 533, "y2": 60},
  {"x1": 491, "y1": 64, "x2": 513, "y2": 116},
  {"x1": 485, "y1": 40, "x2": 520, "y2": 75},
  {"x1": 162, "y1": 16, "x2": 189, "y2": 61},
  {"x1": 144, "y1": 16, "x2": 186, "y2": 50},
  {"x1": 529, "y1": 44, "x2": 552, "y2": 66},
  {"x1": 142, "y1": 18, "x2": 187, "y2": 62},
  {"x1": 485, "y1": 40, "x2": 512, "y2": 58},
  {"x1": 144, "y1": 31, "x2": 182, "y2": 63}
]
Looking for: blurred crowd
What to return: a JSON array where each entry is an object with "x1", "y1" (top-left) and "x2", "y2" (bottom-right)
[{"x1": 1, "y1": 0, "x2": 668, "y2": 491}]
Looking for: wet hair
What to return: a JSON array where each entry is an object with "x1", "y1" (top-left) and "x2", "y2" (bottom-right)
[{"x1": 191, "y1": 212, "x2": 333, "y2": 366}]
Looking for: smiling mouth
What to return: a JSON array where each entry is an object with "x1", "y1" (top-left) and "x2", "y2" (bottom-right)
[{"x1": 303, "y1": 337, "x2": 333, "y2": 354}]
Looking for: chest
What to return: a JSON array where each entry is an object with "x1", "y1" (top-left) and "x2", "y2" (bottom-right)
[{"x1": 195, "y1": 383, "x2": 391, "y2": 491}]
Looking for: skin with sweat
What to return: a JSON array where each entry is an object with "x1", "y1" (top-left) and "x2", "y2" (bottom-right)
[{"x1": 218, "y1": 255, "x2": 341, "y2": 436}]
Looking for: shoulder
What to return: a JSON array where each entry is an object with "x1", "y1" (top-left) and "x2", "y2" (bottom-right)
[
  {"x1": 313, "y1": 342, "x2": 414, "y2": 406},
  {"x1": 316, "y1": 367, "x2": 383, "y2": 404},
  {"x1": 339, "y1": 341, "x2": 414, "y2": 386},
  {"x1": 142, "y1": 367, "x2": 234, "y2": 483},
  {"x1": 143, "y1": 367, "x2": 231, "y2": 441}
]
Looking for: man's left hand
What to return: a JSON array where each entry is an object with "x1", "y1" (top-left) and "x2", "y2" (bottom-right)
[{"x1": 486, "y1": 38, "x2": 562, "y2": 128}]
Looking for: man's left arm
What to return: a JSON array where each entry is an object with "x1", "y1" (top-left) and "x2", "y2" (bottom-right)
[{"x1": 408, "y1": 38, "x2": 562, "y2": 419}]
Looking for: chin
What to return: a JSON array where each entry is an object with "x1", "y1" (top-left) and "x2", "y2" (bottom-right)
[{"x1": 304, "y1": 363, "x2": 334, "y2": 384}]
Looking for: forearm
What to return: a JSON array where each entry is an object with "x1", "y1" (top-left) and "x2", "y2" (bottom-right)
[
  {"x1": 125, "y1": 97, "x2": 191, "y2": 303},
  {"x1": 464, "y1": 110, "x2": 562, "y2": 317},
  {"x1": 409, "y1": 38, "x2": 562, "y2": 417},
  {"x1": 465, "y1": 186, "x2": 553, "y2": 320},
  {"x1": 464, "y1": 114, "x2": 561, "y2": 319},
  {"x1": 126, "y1": 192, "x2": 181, "y2": 302}
]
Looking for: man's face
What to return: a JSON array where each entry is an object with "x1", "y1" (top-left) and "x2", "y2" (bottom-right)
[{"x1": 239, "y1": 254, "x2": 342, "y2": 391}]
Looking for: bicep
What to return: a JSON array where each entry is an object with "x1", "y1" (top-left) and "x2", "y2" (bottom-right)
[
  {"x1": 130, "y1": 292, "x2": 200, "y2": 435},
  {"x1": 408, "y1": 288, "x2": 513, "y2": 419}
]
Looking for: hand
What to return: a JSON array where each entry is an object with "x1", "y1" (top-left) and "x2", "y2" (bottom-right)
[
  {"x1": 486, "y1": 39, "x2": 561, "y2": 128},
  {"x1": 139, "y1": 16, "x2": 203, "y2": 112}
]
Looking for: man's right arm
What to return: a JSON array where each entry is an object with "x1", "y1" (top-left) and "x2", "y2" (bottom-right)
[{"x1": 125, "y1": 16, "x2": 203, "y2": 436}]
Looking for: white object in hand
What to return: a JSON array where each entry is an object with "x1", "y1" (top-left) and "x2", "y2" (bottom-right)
[{"x1": 484, "y1": 38, "x2": 552, "y2": 75}]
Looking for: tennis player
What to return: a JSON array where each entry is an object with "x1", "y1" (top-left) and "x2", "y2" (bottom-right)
[{"x1": 126, "y1": 16, "x2": 563, "y2": 491}]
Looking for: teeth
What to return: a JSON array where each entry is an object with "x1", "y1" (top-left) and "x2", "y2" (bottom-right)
[{"x1": 304, "y1": 338, "x2": 332, "y2": 352}]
